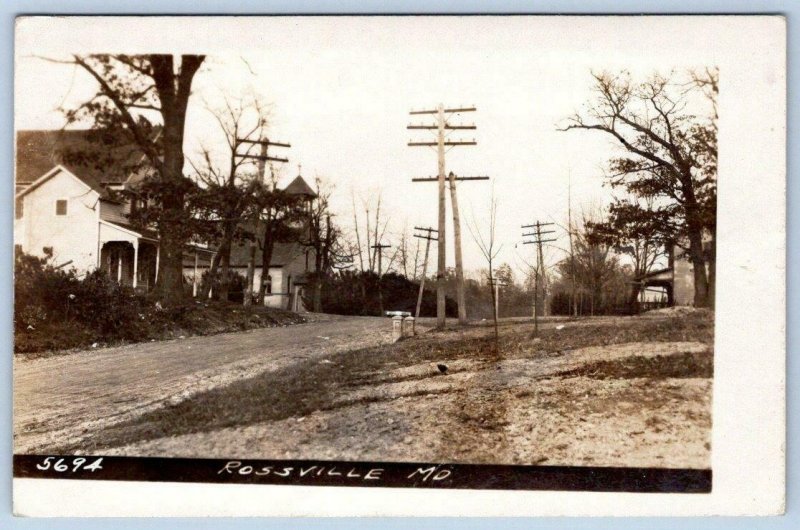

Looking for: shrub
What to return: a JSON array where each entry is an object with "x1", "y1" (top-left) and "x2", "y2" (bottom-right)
[
  {"x1": 198, "y1": 268, "x2": 248, "y2": 303},
  {"x1": 14, "y1": 251, "x2": 154, "y2": 346}
]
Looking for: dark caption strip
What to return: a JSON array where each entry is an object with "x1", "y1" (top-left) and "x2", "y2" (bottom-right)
[{"x1": 13, "y1": 454, "x2": 711, "y2": 493}]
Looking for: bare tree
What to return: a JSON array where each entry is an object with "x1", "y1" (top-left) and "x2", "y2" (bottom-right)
[{"x1": 467, "y1": 188, "x2": 503, "y2": 351}]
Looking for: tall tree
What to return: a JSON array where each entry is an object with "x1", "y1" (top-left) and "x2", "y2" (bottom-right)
[
  {"x1": 561, "y1": 69, "x2": 717, "y2": 307},
  {"x1": 60, "y1": 54, "x2": 205, "y2": 304}
]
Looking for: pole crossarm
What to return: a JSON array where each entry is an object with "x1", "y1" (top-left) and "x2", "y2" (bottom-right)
[
  {"x1": 235, "y1": 154, "x2": 290, "y2": 163},
  {"x1": 523, "y1": 230, "x2": 556, "y2": 237},
  {"x1": 522, "y1": 222, "x2": 555, "y2": 229},
  {"x1": 523, "y1": 238, "x2": 558, "y2": 244},
  {"x1": 237, "y1": 139, "x2": 291, "y2": 148},
  {"x1": 413, "y1": 226, "x2": 438, "y2": 232},
  {"x1": 412, "y1": 176, "x2": 489, "y2": 182},
  {"x1": 408, "y1": 141, "x2": 477, "y2": 147},
  {"x1": 407, "y1": 124, "x2": 477, "y2": 130},
  {"x1": 409, "y1": 106, "x2": 477, "y2": 115}
]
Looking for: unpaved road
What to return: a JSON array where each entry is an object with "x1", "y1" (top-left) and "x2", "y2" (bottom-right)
[
  {"x1": 14, "y1": 314, "x2": 393, "y2": 454},
  {"x1": 103, "y1": 340, "x2": 712, "y2": 468}
]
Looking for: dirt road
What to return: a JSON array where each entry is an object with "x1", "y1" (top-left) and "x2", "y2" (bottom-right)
[{"x1": 14, "y1": 314, "x2": 393, "y2": 454}]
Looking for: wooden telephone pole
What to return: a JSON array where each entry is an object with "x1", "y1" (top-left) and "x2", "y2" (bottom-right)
[
  {"x1": 234, "y1": 137, "x2": 291, "y2": 307},
  {"x1": 412, "y1": 226, "x2": 438, "y2": 319},
  {"x1": 522, "y1": 221, "x2": 556, "y2": 333},
  {"x1": 408, "y1": 104, "x2": 481, "y2": 328}
]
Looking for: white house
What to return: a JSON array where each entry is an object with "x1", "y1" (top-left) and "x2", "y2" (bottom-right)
[{"x1": 14, "y1": 129, "x2": 214, "y2": 292}]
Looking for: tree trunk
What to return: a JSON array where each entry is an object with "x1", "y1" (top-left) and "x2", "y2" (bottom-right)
[
  {"x1": 150, "y1": 54, "x2": 204, "y2": 305},
  {"x1": 707, "y1": 232, "x2": 716, "y2": 310},
  {"x1": 218, "y1": 243, "x2": 231, "y2": 302},
  {"x1": 628, "y1": 283, "x2": 642, "y2": 313},
  {"x1": 155, "y1": 225, "x2": 186, "y2": 305},
  {"x1": 313, "y1": 280, "x2": 323, "y2": 313},
  {"x1": 682, "y1": 175, "x2": 711, "y2": 308},
  {"x1": 257, "y1": 226, "x2": 276, "y2": 302},
  {"x1": 243, "y1": 240, "x2": 257, "y2": 307},
  {"x1": 200, "y1": 250, "x2": 221, "y2": 300},
  {"x1": 688, "y1": 231, "x2": 710, "y2": 307}
]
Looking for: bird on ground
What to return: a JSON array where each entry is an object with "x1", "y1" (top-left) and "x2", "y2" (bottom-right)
[{"x1": 437, "y1": 363, "x2": 448, "y2": 374}]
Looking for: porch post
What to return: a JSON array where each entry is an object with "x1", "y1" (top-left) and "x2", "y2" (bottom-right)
[
  {"x1": 193, "y1": 249, "x2": 199, "y2": 297},
  {"x1": 155, "y1": 244, "x2": 160, "y2": 285},
  {"x1": 132, "y1": 241, "x2": 139, "y2": 289},
  {"x1": 117, "y1": 252, "x2": 123, "y2": 283}
]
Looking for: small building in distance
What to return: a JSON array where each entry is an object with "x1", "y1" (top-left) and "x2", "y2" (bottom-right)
[{"x1": 634, "y1": 240, "x2": 714, "y2": 307}]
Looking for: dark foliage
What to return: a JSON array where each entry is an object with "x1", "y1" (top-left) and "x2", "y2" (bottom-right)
[
  {"x1": 198, "y1": 269, "x2": 249, "y2": 303},
  {"x1": 302, "y1": 270, "x2": 457, "y2": 317}
]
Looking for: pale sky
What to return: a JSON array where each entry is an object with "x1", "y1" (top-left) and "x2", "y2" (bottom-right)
[{"x1": 15, "y1": 16, "x2": 721, "y2": 278}]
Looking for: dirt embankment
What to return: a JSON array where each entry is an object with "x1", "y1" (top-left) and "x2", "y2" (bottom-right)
[
  {"x1": 65, "y1": 312, "x2": 714, "y2": 469},
  {"x1": 16, "y1": 301, "x2": 306, "y2": 358}
]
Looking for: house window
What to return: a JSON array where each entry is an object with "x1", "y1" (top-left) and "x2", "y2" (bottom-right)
[
  {"x1": 15, "y1": 197, "x2": 23, "y2": 219},
  {"x1": 55, "y1": 199, "x2": 68, "y2": 216},
  {"x1": 265, "y1": 275, "x2": 272, "y2": 295}
]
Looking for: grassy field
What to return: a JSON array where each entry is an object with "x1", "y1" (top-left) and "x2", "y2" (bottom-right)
[{"x1": 58, "y1": 310, "x2": 714, "y2": 468}]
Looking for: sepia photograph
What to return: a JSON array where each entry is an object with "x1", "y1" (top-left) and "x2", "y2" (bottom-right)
[{"x1": 9, "y1": 14, "x2": 786, "y2": 517}]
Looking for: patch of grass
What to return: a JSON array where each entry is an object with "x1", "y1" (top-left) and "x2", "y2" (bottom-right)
[
  {"x1": 501, "y1": 310, "x2": 714, "y2": 359},
  {"x1": 558, "y1": 350, "x2": 713, "y2": 380}
]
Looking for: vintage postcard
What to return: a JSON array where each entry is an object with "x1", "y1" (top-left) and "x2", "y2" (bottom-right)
[{"x1": 11, "y1": 15, "x2": 785, "y2": 516}]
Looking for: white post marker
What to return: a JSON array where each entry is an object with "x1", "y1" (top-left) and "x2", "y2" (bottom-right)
[
  {"x1": 392, "y1": 315, "x2": 404, "y2": 343},
  {"x1": 404, "y1": 316, "x2": 415, "y2": 337}
]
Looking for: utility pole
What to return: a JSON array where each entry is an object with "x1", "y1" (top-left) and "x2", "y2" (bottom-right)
[
  {"x1": 234, "y1": 137, "x2": 291, "y2": 307},
  {"x1": 522, "y1": 221, "x2": 556, "y2": 333},
  {"x1": 408, "y1": 104, "x2": 480, "y2": 328},
  {"x1": 412, "y1": 226, "x2": 438, "y2": 319},
  {"x1": 370, "y1": 241, "x2": 391, "y2": 315}
]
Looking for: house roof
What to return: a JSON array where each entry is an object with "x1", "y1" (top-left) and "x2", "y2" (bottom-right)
[
  {"x1": 634, "y1": 267, "x2": 673, "y2": 281},
  {"x1": 283, "y1": 175, "x2": 317, "y2": 198},
  {"x1": 15, "y1": 164, "x2": 120, "y2": 203},
  {"x1": 15, "y1": 129, "x2": 154, "y2": 191}
]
